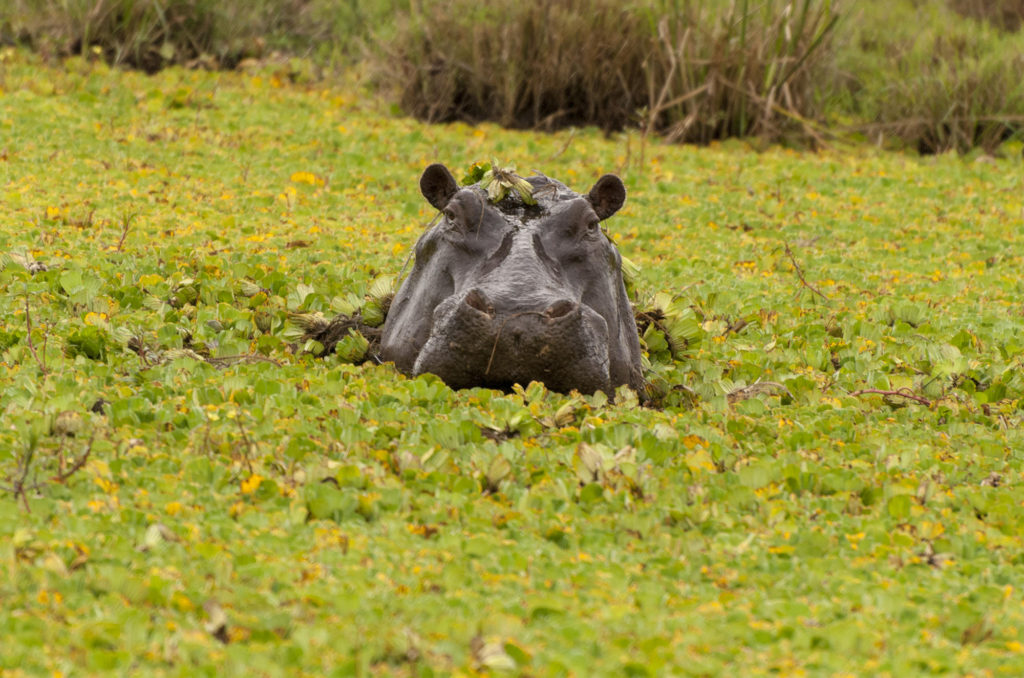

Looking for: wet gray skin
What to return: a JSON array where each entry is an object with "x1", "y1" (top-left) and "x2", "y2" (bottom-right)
[{"x1": 379, "y1": 163, "x2": 644, "y2": 395}]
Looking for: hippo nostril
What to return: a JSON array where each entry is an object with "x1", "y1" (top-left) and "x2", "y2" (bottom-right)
[
  {"x1": 464, "y1": 289, "x2": 493, "y2": 316},
  {"x1": 544, "y1": 299, "x2": 576, "y2": 319}
]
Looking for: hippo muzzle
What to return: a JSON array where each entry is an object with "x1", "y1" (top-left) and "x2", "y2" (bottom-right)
[{"x1": 414, "y1": 288, "x2": 612, "y2": 394}]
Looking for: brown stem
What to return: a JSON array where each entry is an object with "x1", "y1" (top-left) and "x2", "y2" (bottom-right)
[
  {"x1": 23, "y1": 288, "x2": 48, "y2": 374},
  {"x1": 848, "y1": 388, "x2": 932, "y2": 407},
  {"x1": 234, "y1": 417, "x2": 255, "y2": 475},
  {"x1": 7, "y1": 443, "x2": 37, "y2": 513},
  {"x1": 783, "y1": 241, "x2": 829, "y2": 303},
  {"x1": 115, "y1": 212, "x2": 137, "y2": 252},
  {"x1": 53, "y1": 432, "x2": 95, "y2": 483}
]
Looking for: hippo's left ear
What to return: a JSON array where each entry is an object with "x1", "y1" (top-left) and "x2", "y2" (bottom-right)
[
  {"x1": 587, "y1": 175, "x2": 626, "y2": 221},
  {"x1": 421, "y1": 164, "x2": 459, "y2": 211}
]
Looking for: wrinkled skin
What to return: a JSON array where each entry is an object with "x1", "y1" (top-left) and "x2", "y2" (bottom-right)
[{"x1": 379, "y1": 163, "x2": 644, "y2": 395}]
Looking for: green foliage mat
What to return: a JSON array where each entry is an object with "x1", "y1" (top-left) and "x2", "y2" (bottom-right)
[{"x1": 2, "y1": 50, "x2": 1024, "y2": 676}]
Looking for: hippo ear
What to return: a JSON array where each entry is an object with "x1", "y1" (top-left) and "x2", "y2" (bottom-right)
[
  {"x1": 587, "y1": 174, "x2": 626, "y2": 221},
  {"x1": 420, "y1": 164, "x2": 459, "y2": 211}
]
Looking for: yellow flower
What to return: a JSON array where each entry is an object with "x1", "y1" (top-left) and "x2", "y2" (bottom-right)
[{"x1": 240, "y1": 474, "x2": 263, "y2": 495}]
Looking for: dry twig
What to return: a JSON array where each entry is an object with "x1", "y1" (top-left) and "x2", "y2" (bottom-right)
[
  {"x1": 848, "y1": 388, "x2": 932, "y2": 407},
  {"x1": 115, "y1": 212, "x2": 137, "y2": 252},
  {"x1": 23, "y1": 288, "x2": 48, "y2": 374},
  {"x1": 783, "y1": 241, "x2": 829, "y2": 303},
  {"x1": 727, "y1": 380, "x2": 793, "y2": 404},
  {"x1": 1, "y1": 431, "x2": 95, "y2": 512}
]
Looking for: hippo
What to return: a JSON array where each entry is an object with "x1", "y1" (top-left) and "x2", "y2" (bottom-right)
[{"x1": 379, "y1": 163, "x2": 644, "y2": 396}]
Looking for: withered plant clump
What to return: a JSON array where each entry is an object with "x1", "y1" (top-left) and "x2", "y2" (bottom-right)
[{"x1": 382, "y1": 0, "x2": 839, "y2": 146}]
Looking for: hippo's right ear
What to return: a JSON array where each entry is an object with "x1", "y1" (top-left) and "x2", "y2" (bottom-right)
[{"x1": 420, "y1": 164, "x2": 459, "y2": 211}]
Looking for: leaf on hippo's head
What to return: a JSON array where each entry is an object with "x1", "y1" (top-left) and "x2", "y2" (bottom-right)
[
  {"x1": 482, "y1": 170, "x2": 506, "y2": 202},
  {"x1": 512, "y1": 176, "x2": 537, "y2": 205},
  {"x1": 478, "y1": 160, "x2": 536, "y2": 205},
  {"x1": 461, "y1": 161, "x2": 491, "y2": 186}
]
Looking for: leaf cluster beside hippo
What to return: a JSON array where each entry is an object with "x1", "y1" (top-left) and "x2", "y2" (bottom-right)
[{"x1": 378, "y1": 163, "x2": 645, "y2": 396}]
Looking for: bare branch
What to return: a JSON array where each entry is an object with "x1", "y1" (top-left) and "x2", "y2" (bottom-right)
[
  {"x1": 727, "y1": 380, "x2": 793, "y2": 404},
  {"x1": 115, "y1": 212, "x2": 137, "y2": 253},
  {"x1": 23, "y1": 287, "x2": 48, "y2": 374},
  {"x1": 52, "y1": 431, "x2": 95, "y2": 483},
  {"x1": 783, "y1": 241, "x2": 829, "y2": 303},
  {"x1": 848, "y1": 388, "x2": 932, "y2": 407},
  {"x1": 233, "y1": 417, "x2": 256, "y2": 475}
]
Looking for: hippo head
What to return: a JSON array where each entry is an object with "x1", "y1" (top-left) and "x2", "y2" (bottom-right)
[{"x1": 379, "y1": 163, "x2": 644, "y2": 396}]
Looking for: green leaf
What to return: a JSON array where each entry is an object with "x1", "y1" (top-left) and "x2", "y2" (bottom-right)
[
  {"x1": 886, "y1": 494, "x2": 913, "y2": 520},
  {"x1": 65, "y1": 326, "x2": 109, "y2": 361},
  {"x1": 462, "y1": 161, "x2": 491, "y2": 185}
]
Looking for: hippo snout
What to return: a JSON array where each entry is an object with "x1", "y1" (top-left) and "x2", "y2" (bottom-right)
[
  {"x1": 413, "y1": 289, "x2": 611, "y2": 394},
  {"x1": 543, "y1": 299, "x2": 577, "y2": 319},
  {"x1": 461, "y1": 288, "x2": 578, "y2": 323}
]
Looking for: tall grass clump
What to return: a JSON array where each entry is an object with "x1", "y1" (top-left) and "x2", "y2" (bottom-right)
[
  {"x1": 381, "y1": 0, "x2": 840, "y2": 145},
  {"x1": 950, "y1": 0, "x2": 1024, "y2": 32},
  {"x1": 382, "y1": 0, "x2": 651, "y2": 131},
  {"x1": 643, "y1": 0, "x2": 839, "y2": 144},
  {"x1": 0, "y1": 0, "x2": 406, "y2": 71},
  {"x1": 835, "y1": 1, "x2": 1024, "y2": 153}
]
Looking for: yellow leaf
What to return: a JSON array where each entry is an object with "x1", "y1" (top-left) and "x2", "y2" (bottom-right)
[
  {"x1": 172, "y1": 591, "x2": 194, "y2": 612},
  {"x1": 681, "y1": 434, "x2": 706, "y2": 449},
  {"x1": 290, "y1": 171, "x2": 323, "y2": 186},
  {"x1": 685, "y1": 448, "x2": 715, "y2": 473}
]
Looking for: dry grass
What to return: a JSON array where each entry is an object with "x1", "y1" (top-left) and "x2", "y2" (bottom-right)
[
  {"x1": 950, "y1": 0, "x2": 1024, "y2": 32},
  {"x1": 383, "y1": 0, "x2": 649, "y2": 131},
  {"x1": 0, "y1": 0, "x2": 402, "y2": 70},
  {"x1": 5, "y1": 0, "x2": 254, "y2": 70},
  {"x1": 381, "y1": 0, "x2": 839, "y2": 145},
  {"x1": 643, "y1": 0, "x2": 838, "y2": 144}
]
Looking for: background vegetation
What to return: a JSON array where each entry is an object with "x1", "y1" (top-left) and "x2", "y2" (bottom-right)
[
  {"x1": 831, "y1": 1, "x2": 1024, "y2": 153},
  {"x1": 2, "y1": 0, "x2": 1023, "y2": 152},
  {"x1": 0, "y1": 0, "x2": 407, "y2": 70}
]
